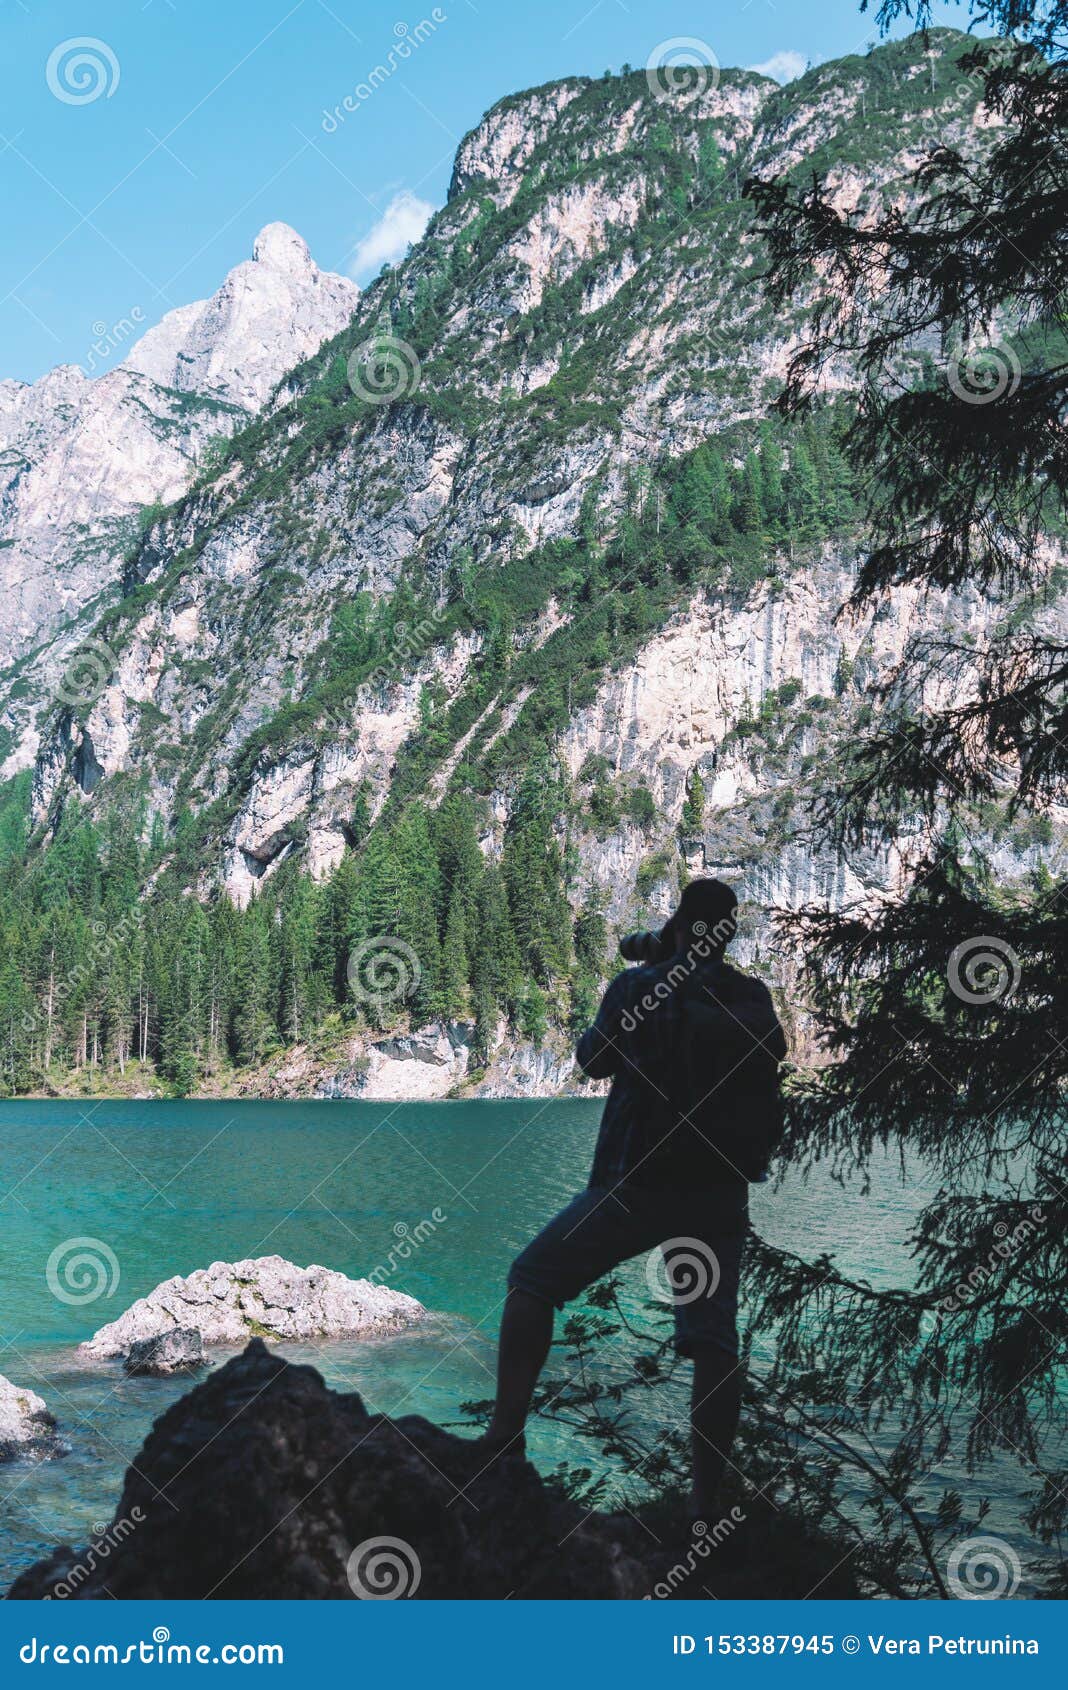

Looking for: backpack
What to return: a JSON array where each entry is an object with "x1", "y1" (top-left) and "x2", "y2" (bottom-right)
[{"x1": 647, "y1": 967, "x2": 786, "y2": 1185}]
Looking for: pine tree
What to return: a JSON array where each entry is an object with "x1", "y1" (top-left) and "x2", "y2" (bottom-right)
[
  {"x1": 470, "y1": 862, "x2": 523, "y2": 1057},
  {"x1": 746, "y1": 0, "x2": 1068, "y2": 1586},
  {"x1": 232, "y1": 902, "x2": 275, "y2": 1066},
  {"x1": 672, "y1": 448, "x2": 717, "y2": 531},
  {"x1": 502, "y1": 767, "x2": 572, "y2": 986},
  {"x1": 681, "y1": 770, "x2": 706, "y2": 833},
  {"x1": 439, "y1": 884, "x2": 469, "y2": 1019},
  {"x1": 738, "y1": 449, "x2": 765, "y2": 533},
  {"x1": 786, "y1": 439, "x2": 820, "y2": 532},
  {"x1": 759, "y1": 424, "x2": 785, "y2": 523}
]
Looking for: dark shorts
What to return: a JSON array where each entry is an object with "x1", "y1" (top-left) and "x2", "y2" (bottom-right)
[{"x1": 507, "y1": 1183, "x2": 748, "y2": 1358}]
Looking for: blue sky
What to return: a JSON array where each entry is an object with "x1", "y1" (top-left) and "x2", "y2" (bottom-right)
[{"x1": 1, "y1": 0, "x2": 962, "y2": 383}]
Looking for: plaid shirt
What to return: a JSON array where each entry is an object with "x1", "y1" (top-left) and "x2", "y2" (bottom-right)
[{"x1": 576, "y1": 953, "x2": 786, "y2": 1191}]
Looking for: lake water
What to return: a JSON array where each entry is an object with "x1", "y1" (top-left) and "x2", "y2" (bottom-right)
[{"x1": 0, "y1": 1098, "x2": 1040, "y2": 1590}]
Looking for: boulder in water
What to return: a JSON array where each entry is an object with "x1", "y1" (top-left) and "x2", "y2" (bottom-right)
[
  {"x1": 80, "y1": 1255, "x2": 426, "y2": 1360},
  {"x1": 123, "y1": 1328, "x2": 208, "y2": 1377},
  {"x1": 0, "y1": 1374, "x2": 62, "y2": 1462}
]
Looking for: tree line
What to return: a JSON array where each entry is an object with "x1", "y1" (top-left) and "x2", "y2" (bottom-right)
[{"x1": 0, "y1": 769, "x2": 609, "y2": 1095}]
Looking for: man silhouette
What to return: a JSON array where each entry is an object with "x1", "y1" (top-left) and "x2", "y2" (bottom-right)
[{"x1": 482, "y1": 879, "x2": 787, "y2": 1518}]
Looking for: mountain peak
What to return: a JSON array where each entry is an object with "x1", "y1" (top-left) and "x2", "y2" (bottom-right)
[
  {"x1": 119, "y1": 225, "x2": 357, "y2": 410},
  {"x1": 252, "y1": 222, "x2": 313, "y2": 272}
]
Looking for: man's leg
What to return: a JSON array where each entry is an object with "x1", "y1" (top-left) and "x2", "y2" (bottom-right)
[
  {"x1": 484, "y1": 1287, "x2": 554, "y2": 1445},
  {"x1": 485, "y1": 1186, "x2": 658, "y2": 1451},
  {"x1": 690, "y1": 1344, "x2": 744, "y2": 1518},
  {"x1": 668, "y1": 1206, "x2": 748, "y2": 1517}
]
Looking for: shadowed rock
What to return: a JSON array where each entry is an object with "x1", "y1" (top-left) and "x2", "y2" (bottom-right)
[
  {"x1": 9, "y1": 1341, "x2": 857, "y2": 1600},
  {"x1": 123, "y1": 1328, "x2": 208, "y2": 1377}
]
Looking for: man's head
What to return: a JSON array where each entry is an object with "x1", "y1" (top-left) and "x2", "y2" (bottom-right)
[{"x1": 667, "y1": 878, "x2": 738, "y2": 956}]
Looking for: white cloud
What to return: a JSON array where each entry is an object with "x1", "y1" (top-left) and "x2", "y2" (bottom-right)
[
  {"x1": 349, "y1": 192, "x2": 436, "y2": 279},
  {"x1": 748, "y1": 50, "x2": 807, "y2": 85}
]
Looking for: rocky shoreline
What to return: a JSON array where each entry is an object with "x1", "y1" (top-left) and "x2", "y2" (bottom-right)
[
  {"x1": 17, "y1": 1021, "x2": 600, "y2": 1103},
  {"x1": 9, "y1": 1341, "x2": 857, "y2": 1600}
]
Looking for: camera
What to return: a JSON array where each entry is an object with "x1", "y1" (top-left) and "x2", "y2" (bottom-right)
[{"x1": 619, "y1": 927, "x2": 670, "y2": 965}]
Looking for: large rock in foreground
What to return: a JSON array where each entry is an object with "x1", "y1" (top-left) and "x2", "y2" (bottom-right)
[
  {"x1": 80, "y1": 1256, "x2": 425, "y2": 1359},
  {"x1": 10, "y1": 1342, "x2": 857, "y2": 1600},
  {"x1": 0, "y1": 1375, "x2": 62, "y2": 1463}
]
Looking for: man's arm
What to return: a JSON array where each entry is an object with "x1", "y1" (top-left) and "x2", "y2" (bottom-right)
[{"x1": 575, "y1": 972, "x2": 629, "y2": 1079}]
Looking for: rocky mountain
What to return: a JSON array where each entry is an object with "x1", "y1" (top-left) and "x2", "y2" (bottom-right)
[
  {"x1": 0, "y1": 28, "x2": 1062, "y2": 1098},
  {"x1": 0, "y1": 224, "x2": 357, "y2": 769}
]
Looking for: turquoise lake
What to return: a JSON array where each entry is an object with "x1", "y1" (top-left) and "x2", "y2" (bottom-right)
[{"x1": 0, "y1": 1098, "x2": 1041, "y2": 1589}]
